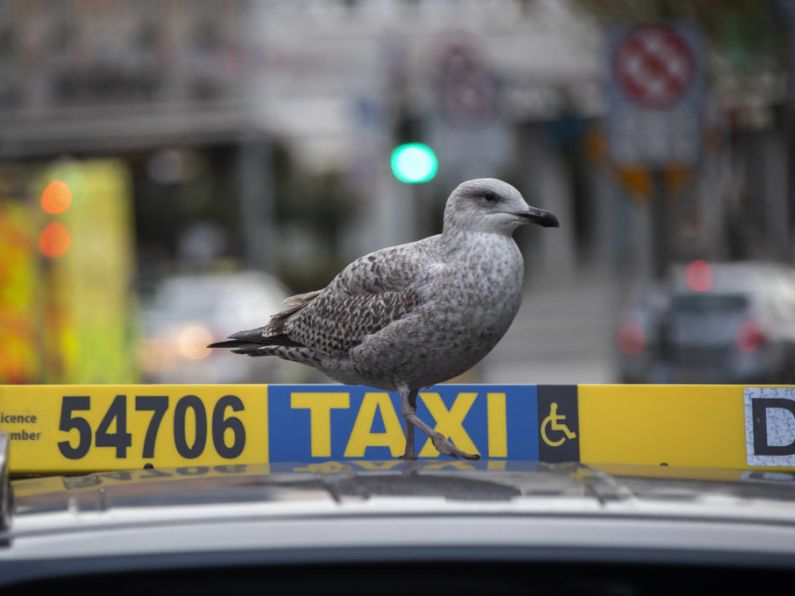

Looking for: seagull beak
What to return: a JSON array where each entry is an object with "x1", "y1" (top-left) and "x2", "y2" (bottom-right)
[{"x1": 511, "y1": 207, "x2": 559, "y2": 228}]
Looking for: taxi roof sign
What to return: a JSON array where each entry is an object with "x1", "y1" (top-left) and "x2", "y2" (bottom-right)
[{"x1": 0, "y1": 384, "x2": 793, "y2": 474}]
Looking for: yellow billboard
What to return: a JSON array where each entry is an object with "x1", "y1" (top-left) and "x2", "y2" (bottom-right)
[
  {"x1": 0, "y1": 160, "x2": 138, "y2": 384},
  {"x1": 0, "y1": 200, "x2": 40, "y2": 383},
  {"x1": 40, "y1": 160, "x2": 138, "y2": 383}
]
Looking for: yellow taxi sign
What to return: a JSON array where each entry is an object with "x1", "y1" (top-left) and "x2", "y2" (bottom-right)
[
  {"x1": 579, "y1": 384, "x2": 746, "y2": 469},
  {"x1": 0, "y1": 385, "x2": 269, "y2": 473},
  {"x1": 1, "y1": 384, "x2": 794, "y2": 474}
]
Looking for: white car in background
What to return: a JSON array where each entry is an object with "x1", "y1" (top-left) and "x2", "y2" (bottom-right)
[
  {"x1": 616, "y1": 261, "x2": 795, "y2": 383},
  {"x1": 138, "y1": 271, "x2": 307, "y2": 384}
]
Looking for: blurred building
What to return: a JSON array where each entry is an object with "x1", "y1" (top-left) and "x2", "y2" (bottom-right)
[
  {"x1": 0, "y1": 0, "x2": 273, "y2": 273},
  {"x1": 2, "y1": 0, "x2": 795, "y2": 385},
  {"x1": 0, "y1": 0, "x2": 604, "y2": 277}
]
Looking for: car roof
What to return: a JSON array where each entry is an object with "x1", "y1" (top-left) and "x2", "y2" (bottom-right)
[
  {"x1": 154, "y1": 271, "x2": 287, "y2": 298},
  {"x1": 1, "y1": 460, "x2": 795, "y2": 584},
  {"x1": 12, "y1": 461, "x2": 795, "y2": 517},
  {"x1": 669, "y1": 261, "x2": 795, "y2": 296},
  {"x1": 144, "y1": 270, "x2": 288, "y2": 324},
  {"x1": 6, "y1": 462, "x2": 795, "y2": 558}
]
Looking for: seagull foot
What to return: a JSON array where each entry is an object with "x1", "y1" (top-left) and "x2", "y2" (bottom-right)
[{"x1": 431, "y1": 434, "x2": 480, "y2": 460}]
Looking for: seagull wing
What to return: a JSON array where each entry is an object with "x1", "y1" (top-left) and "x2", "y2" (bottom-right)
[{"x1": 283, "y1": 238, "x2": 438, "y2": 357}]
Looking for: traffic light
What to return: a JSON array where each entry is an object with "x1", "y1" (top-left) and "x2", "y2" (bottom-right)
[
  {"x1": 390, "y1": 143, "x2": 438, "y2": 184},
  {"x1": 39, "y1": 180, "x2": 72, "y2": 258},
  {"x1": 40, "y1": 180, "x2": 72, "y2": 214},
  {"x1": 38, "y1": 221, "x2": 71, "y2": 258}
]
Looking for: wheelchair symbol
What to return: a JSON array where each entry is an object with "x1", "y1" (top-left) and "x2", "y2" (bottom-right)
[{"x1": 540, "y1": 401, "x2": 577, "y2": 447}]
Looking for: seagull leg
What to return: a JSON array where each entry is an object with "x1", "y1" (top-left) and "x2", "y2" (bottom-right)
[
  {"x1": 399, "y1": 385, "x2": 479, "y2": 460},
  {"x1": 401, "y1": 389, "x2": 417, "y2": 460}
]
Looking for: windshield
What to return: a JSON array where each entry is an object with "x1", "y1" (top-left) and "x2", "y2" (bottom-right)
[{"x1": 670, "y1": 294, "x2": 750, "y2": 346}]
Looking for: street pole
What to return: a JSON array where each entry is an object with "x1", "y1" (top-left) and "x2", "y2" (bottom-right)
[
  {"x1": 650, "y1": 168, "x2": 669, "y2": 281},
  {"x1": 650, "y1": 167, "x2": 671, "y2": 368},
  {"x1": 239, "y1": 2, "x2": 276, "y2": 273},
  {"x1": 238, "y1": 131, "x2": 275, "y2": 272}
]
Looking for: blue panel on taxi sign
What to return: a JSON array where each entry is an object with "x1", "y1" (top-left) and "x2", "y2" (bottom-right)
[{"x1": 267, "y1": 384, "x2": 539, "y2": 461}]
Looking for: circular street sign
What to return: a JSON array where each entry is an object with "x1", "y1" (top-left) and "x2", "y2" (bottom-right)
[
  {"x1": 436, "y1": 42, "x2": 497, "y2": 124},
  {"x1": 612, "y1": 24, "x2": 695, "y2": 110}
]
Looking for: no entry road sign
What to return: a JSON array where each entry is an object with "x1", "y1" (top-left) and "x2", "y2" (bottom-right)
[
  {"x1": 614, "y1": 24, "x2": 696, "y2": 109},
  {"x1": 607, "y1": 23, "x2": 704, "y2": 166}
]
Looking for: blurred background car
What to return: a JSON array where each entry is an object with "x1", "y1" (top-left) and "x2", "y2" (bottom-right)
[
  {"x1": 137, "y1": 270, "x2": 309, "y2": 383},
  {"x1": 616, "y1": 260, "x2": 795, "y2": 383}
]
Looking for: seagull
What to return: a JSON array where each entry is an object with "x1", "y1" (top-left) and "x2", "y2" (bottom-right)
[{"x1": 209, "y1": 178, "x2": 558, "y2": 459}]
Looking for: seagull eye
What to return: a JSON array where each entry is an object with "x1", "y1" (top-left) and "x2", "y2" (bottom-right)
[{"x1": 482, "y1": 191, "x2": 498, "y2": 203}]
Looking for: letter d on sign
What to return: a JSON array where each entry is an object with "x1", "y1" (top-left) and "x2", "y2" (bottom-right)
[{"x1": 745, "y1": 388, "x2": 795, "y2": 467}]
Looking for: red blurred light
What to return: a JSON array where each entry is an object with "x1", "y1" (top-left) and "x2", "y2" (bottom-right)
[
  {"x1": 40, "y1": 180, "x2": 72, "y2": 214},
  {"x1": 736, "y1": 320, "x2": 766, "y2": 353},
  {"x1": 686, "y1": 259, "x2": 713, "y2": 292},
  {"x1": 618, "y1": 321, "x2": 645, "y2": 356},
  {"x1": 38, "y1": 222, "x2": 71, "y2": 258}
]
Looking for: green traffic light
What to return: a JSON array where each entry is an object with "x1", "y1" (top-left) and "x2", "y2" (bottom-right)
[{"x1": 390, "y1": 143, "x2": 438, "y2": 184}]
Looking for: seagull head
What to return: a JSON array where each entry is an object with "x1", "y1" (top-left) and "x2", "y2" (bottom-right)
[{"x1": 443, "y1": 178, "x2": 559, "y2": 236}]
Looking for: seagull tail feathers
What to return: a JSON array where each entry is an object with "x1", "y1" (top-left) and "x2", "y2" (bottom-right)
[
  {"x1": 207, "y1": 329, "x2": 304, "y2": 352},
  {"x1": 208, "y1": 329, "x2": 318, "y2": 365},
  {"x1": 207, "y1": 290, "x2": 321, "y2": 360}
]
